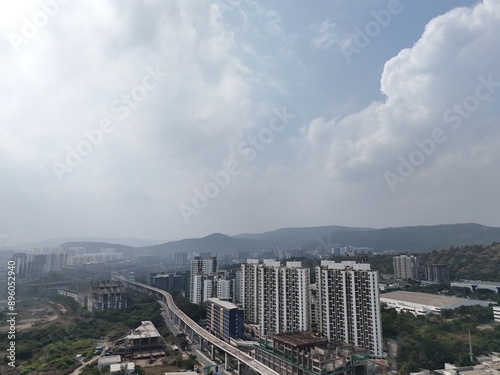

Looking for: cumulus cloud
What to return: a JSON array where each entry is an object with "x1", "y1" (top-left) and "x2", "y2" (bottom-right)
[{"x1": 299, "y1": 0, "x2": 500, "y2": 186}]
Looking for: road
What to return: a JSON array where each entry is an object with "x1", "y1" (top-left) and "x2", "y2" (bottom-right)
[
  {"x1": 192, "y1": 348, "x2": 227, "y2": 374},
  {"x1": 113, "y1": 275, "x2": 280, "y2": 375},
  {"x1": 159, "y1": 300, "x2": 182, "y2": 335},
  {"x1": 70, "y1": 345, "x2": 109, "y2": 375}
]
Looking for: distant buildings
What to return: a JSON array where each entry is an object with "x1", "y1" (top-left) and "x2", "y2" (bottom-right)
[
  {"x1": 425, "y1": 264, "x2": 450, "y2": 282},
  {"x1": 151, "y1": 273, "x2": 185, "y2": 291},
  {"x1": 174, "y1": 252, "x2": 188, "y2": 268},
  {"x1": 189, "y1": 256, "x2": 218, "y2": 304},
  {"x1": 67, "y1": 250, "x2": 124, "y2": 266},
  {"x1": 332, "y1": 246, "x2": 374, "y2": 257},
  {"x1": 393, "y1": 255, "x2": 419, "y2": 280},
  {"x1": 87, "y1": 281, "x2": 128, "y2": 311},
  {"x1": 12, "y1": 247, "x2": 124, "y2": 279},
  {"x1": 58, "y1": 280, "x2": 127, "y2": 311}
]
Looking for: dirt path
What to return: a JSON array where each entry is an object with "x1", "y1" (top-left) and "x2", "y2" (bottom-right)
[
  {"x1": 70, "y1": 345, "x2": 109, "y2": 375},
  {"x1": 49, "y1": 300, "x2": 68, "y2": 314},
  {"x1": 0, "y1": 299, "x2": 69, "y2": 331}
]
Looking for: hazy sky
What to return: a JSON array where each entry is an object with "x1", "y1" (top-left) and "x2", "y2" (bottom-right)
[{"x1": 1, "y1": 0, "x2": 499, "y2": 246}]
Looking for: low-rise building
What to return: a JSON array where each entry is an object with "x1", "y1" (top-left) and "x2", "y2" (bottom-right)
[
  {"x1": 380, "y1": 291, "x2": 494, "y2": 316},
  {"x1": 110, "y1": 362, "x2": 135, "y2": 375},
  {"x1": 434, "y1": 353, "x2": 500, "y2": 375},
  {"x1": 114, "y1": 321, "x2": 165, "y2": 358},
  {"x1": 97, "y1": 355, "x2": 121, "y2": 369},
  {"x1": 493, "y1": 306, "x2": 500, "y2": 323}
]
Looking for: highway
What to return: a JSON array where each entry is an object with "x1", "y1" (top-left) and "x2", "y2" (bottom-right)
[{"x1": 112, "y1": 274, "x2": 279, "y2": 375}]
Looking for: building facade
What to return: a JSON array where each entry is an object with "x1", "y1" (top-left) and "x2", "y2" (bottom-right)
[
  {"x1": 241, "y1": 259, "x2": 261, "y2": 325},
  {"x1": 425, "y1": 264, "x2": 450, "y2": 282},
  {"x1": 316, "y1": 261, "x2": 383, "y2": 358},
  {"x1": 189, "y1": 256, "x2": 219, "y2": 304},
  {"x1": 254, "y1": 332, "x2": 370, "y2": 375},
  {"x1": 393, "y1": 255, "x2": 420, "y2": 280},
  {"x1": 241, "y1": 259, "x2": 311, "y2": 339},
  {"x1": 114, "y1": 321, "x2": 165, "y2": 358},
  {"x1": 88, "y1": 281, "x2": 127, "y2": 311},
  {"x1": 174, "y1": 252, "x2": 188, "y2": 268},
  {"x1": 206, "y1": 298, "x2": 244, "y2": 341},
  {"x1": 494, "y1": 306, "x2": 500, "y2": 323},
  {"x1": 216, "y1": 279, "x2": 232, "y2": 300}
]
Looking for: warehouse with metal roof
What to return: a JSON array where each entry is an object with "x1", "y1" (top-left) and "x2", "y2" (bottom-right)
[{"x1": 380, "y1": 291, "x2": 494, "y2": 316}]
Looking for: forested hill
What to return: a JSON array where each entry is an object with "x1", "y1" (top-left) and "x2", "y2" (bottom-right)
[
  {"x1": 369, "y1": 242, "x2": 500, "y2": 281},
  {"x1": 308, "y1": 223, "x2": 500, "y2": 252},
  {"x1": 418, "y1": 242, "x2": 500, "y2": 281}
]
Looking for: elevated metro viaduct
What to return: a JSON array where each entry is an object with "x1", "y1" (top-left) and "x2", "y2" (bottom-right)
[{"x1": 111, "y1": 274, "x2": 279, "y2": 375}]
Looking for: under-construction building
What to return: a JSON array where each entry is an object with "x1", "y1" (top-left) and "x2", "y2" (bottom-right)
[
  {"x1": 88, "y1": 281, "x2": 127, "y2": 311},
  {"x1": 114, "y1": 321, "x2": 165, "y2": 359},
  {"x1": 254, "y1": 332, "x2": 370, "y2": 375}
]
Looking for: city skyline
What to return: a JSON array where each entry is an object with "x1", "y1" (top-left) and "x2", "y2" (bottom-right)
[{"x1": 1, "y1": 0, "x2": 499, "y2": 247}]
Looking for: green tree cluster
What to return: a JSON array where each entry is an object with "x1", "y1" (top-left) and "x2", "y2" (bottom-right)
[
  {"x1": 171, "y1": 291, "x2": 206, "y2": 322},
  {"x1": 382, "y1": 307, "x2": 500, "y2": 372}
]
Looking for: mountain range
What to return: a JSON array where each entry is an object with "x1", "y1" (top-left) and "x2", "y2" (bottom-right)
[{"x1": 2, "y1": 223, "x2": 500, "y2": 257}]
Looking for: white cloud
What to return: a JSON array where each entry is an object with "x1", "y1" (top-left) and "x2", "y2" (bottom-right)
[
  {"x1": 1, "y1": 0, "x2": 499, "y2": 245},
  {"x1": 300, "y1": 0, "x2": 500, "y2": 185},
  {"x1": 310, "y1": 20, "x2": 339, "y2": 50}
]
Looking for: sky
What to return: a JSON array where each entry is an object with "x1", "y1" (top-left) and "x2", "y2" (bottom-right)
[{"x1": 1, "y1": 0, "x2": 499, "y2": 246}]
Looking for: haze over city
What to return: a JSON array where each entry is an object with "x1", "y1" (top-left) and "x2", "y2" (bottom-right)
[{"x1": 1, "y1": 0, "x2": 499, "y2": 247}]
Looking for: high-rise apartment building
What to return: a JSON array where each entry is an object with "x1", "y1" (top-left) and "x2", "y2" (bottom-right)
[
  {"x1": 316, "y1": 261, "x2": 383, "y2": 358},
  {"x1": 234, "y1": 270, "x2": 242, "y2": 303},
  {"x1": 425, "y1": 264, "x2": 450, "y2": 282},
  {"x1": 241, "y1": 259, "x2": 311, "y2": 339},
  {"x1": 241, "y1": 259, "x2": 261, "y2": 324},
  {"x1": 393, "y1": 255, "x2": 420, "y2": 280},
  {"x1": 279, "y1": 261, "x2": 311, "y2": 336},
  {"x1": 259, "y1": 259, "x2": 281, "y2": 338},
  {"x1": 189, "y1": 256, "x2": 219, "y2": 304},
  {"x1": 174, "y1": 252, "x2": 188, "y2": 268},
  {"x1": 190, "y1": 274, "x2": 204, "y2": 305},
  {"x1": 216, "y1": 279, "x2": 232, "y2": 300}
]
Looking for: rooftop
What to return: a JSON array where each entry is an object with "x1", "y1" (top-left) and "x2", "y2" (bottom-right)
[
  {"x1": 97, "y1": 355, "x2": 121, "y2": 365},
  {"x1": 126, "y1": 321, "x2": 161, "y2": 339},
  {"x1": 380, "y1": 291, "x2": 493, "y2": 308},
  {"x1": 207, "y1": 298, "x2": 240, "y2": 310},
  {"x1": 273, "y1": 332, "x2": 328, "y2": 348},
  {"x1": 110, "y1": 362, "x2": 135, "y2": 372}
]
